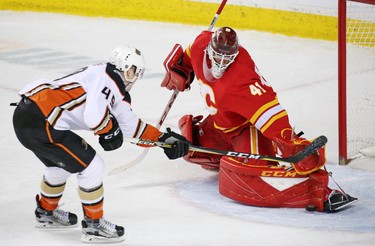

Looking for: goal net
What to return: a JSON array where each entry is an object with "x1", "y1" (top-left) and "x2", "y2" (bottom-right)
[{"x1": 338, "y1": 0, "x2": 375, "y2": 164}]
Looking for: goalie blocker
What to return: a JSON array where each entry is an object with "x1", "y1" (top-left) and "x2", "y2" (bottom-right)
[{"x1": 178, "y1": 114, "x2": 355, "y2": 212}]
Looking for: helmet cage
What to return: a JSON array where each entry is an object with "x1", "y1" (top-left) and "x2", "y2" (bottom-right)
[
  {"x1": 207, "y1": 27, "x2": 239, "y2": 79},
  {"x1": 207, "y1": 44, "x2": 238, "y2": 77}
]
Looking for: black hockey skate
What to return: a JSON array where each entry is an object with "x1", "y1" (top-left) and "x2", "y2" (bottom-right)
[
  {"x1": 324, "y1": 190, "x2": 358, "y2": 212},
  {"x1": 35, "y1": 195, "x2": 78, "y2": 229},
  {"x1": 81, "y1": 217, "x2": 125, "y2": 243}
]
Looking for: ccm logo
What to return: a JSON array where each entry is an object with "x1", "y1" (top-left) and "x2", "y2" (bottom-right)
[
  {"x1": 138, "y1": 140, "x2": 155, "y2": 146},
  {"x1": 261, "y1": 171, "x2": 297, "y2": 177},
  {"x1": 103, "y1": 128, "x2": 121, "y2": 140},
  {"x1": 227, "y1": 151, "x2": 260, "y2": 159}
]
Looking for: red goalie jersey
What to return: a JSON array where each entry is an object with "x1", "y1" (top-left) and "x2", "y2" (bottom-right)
[{"x1": 186, "y1": 30, "x2": 292, "y2": 147}]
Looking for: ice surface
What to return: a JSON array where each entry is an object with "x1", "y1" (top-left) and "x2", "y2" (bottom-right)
[{"x1": 0, "y1": 11, "x2": 374, "y2": 246}]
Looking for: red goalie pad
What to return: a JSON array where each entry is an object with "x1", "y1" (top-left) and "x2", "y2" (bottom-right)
[
  {"x1": 178, "y1": 114, "x2": 221, "y2": 170},
  {"x1": 219, "y1": 156, "x2": 331, "y2": 211}
]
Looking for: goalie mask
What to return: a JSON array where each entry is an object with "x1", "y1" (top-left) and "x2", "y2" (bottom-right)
[
  {"x1": 207, "y1": 27, "x2": 239, "y2": 79},
  {"x1": 110, "y1": 45, "x2": 145, "y2": 91}
]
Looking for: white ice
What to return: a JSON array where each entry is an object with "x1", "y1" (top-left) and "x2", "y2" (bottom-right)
[{"x1": 0, "y1": 11, "x2": 374, "y2": 246}]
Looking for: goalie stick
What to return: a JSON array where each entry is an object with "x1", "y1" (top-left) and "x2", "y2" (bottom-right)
[
  {"x1": 122, "y1": 135, "x2": 328, "y2": 164},
  {"x1": 108, "y1": 0, "x2": 228, "y2": 176}
]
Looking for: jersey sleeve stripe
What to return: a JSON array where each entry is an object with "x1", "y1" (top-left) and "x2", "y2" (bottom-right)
[
  {"x1": 133, "y1": 119, "x2": 146, "y2": 139},
  {"x1": 93, "y1": 110, "x2": 113, "y2": 135},
  {"x1": 254, "y1": 104, "x2": 285, "y2": 130},
  {"x1": 260, "y1": 110, "x2": 288, "y2": 133},
  {"x1": 250, "y1": 98, "x2": 280, "y2": 124}
]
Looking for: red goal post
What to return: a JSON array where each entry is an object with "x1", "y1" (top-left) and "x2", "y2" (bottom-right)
[{"x1": 338, "y1": 0, "x2": 375, "y2": 165}]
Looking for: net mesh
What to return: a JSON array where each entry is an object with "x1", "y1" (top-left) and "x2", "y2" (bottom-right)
[{"x1": 346, "y1": 1, "x2": 375, "y2": 158}]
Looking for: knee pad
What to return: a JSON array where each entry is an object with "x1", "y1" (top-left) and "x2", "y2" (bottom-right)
[
  {"x1": 44, "y1": 166, "x2": 71, "y2": 185},
  {"x1": 77, "y1": 154, "x2": 104, "y2": 190}
]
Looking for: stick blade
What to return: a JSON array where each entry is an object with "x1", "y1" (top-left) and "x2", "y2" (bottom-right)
[
  {"x1": 301, "y1": 135, "x2": 328, "y2": 156},
  {"x1": 108, "y1": 149, "x2": 149, "y2": 176},
  {"x1": 289, "y1": 135, "x2": 328, "y2": 163}
]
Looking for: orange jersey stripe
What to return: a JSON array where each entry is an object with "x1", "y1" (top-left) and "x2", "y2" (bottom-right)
[
  {"x1": 29, "y1": 83, "x2": 86, "y2": 117},
  {"x1": 94, "y1": 110, "x2": 114, "y2": 135}
]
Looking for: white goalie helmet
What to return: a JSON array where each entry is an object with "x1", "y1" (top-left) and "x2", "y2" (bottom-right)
[
  {"x1": 207, "y1": 27, "x2": 239, "y2": 79},
  {"x1": 110, "y1": 45, "x2": 145, "y2": 91}
]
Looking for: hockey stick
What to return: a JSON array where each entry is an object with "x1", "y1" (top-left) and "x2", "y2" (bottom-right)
[
  {"x1": 122, "y1": 135, "x2": 328, "y2": 164},
  {"x1": 108, "y1": 92, "x2": 178, "y2": 175},
  {"x1": 108, "y1": 0, "x2": 228, "y2": 176}
]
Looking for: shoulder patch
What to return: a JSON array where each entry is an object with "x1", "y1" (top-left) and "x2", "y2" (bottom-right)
[{"x1": 106, "y1": 63, "x2": 126, "y2": 96}]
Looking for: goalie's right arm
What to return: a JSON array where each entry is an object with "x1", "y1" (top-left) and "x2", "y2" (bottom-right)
[{"x1": 161, "y1": 43, "x2": 195, "y2": 92}]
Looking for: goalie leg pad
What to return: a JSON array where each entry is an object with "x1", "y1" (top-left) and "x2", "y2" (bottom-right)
[{"x1": 219, "y1": 156, "x2": 330, "y2": 211}]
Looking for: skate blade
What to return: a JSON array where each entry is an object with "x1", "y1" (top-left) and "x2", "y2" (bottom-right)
[
  {"x1": 81, "y1": 233, "x2": 125, "y2": 243},
  {"x1": 333, "y1": 197, "x2": 359, "y2": 212},
  {"x1": 35, "y1": 222, "x2": 78, "y2": 230}
]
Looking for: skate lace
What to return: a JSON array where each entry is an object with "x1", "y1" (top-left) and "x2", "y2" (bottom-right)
[
  {"x1": 52, "y1": 204, "x2": 70, "y2": 222},
  {"x1": 99, "y1": 218, "x2": 117, "y2": 232}
]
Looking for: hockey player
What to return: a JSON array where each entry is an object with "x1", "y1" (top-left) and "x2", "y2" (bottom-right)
[
  {"x1": 12, "y1": 45, "x2": 189, "y2": 243},
  {"x1": 161, "y1": 27, "x2": 357, "y2": 212}
]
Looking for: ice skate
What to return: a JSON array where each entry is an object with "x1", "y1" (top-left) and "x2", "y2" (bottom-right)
[
  {"x1": 324, "y1": 190, "x2": 358, "y2": 212},
  {"x1": 81, "y1": 217, "x2": 125, "y2": 243},
  {"x1": 35, "y1": 195, "x2": 78, "y2": 229}
]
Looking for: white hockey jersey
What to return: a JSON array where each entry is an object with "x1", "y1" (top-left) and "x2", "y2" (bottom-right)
[{"x1": 18, "y1": 63, "x2": 161, "y2": 140}]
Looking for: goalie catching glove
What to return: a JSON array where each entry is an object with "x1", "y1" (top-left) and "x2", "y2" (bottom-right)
[
  {"x1": 158, "y1": 127, "x2": 190, "y2": 159},
  {"x1": 161, "y1": 44, "x2": 195, "y2": 92}
]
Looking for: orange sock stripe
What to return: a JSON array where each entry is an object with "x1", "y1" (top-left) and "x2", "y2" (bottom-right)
[
  {"x1": 40, "y1": 195, "x2": 61, "y2": 211},
  {"x1": 82, "y1": 199, "x2": 104, "y2": 220}
]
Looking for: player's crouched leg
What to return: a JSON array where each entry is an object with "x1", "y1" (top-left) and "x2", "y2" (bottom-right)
[
  {"x1": 78, "y1": 155, "x2": 125, "y2": 242},
  {"x1": 218, "y1": 156, "x2": 333, "y2": 211},
  {"x1": 178, "y1": 114, "x2": 221, "y2": 170}
]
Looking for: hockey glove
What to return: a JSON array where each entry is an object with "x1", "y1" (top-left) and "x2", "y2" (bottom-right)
[
  {"x1": 276, "y1": 136, "x2": 326, "y2": 175},
  {"x1": 158, "y1": 127, "x2": 190, "y2": 159},
  {"x1": 161, "y1": 44, "x2": 195, "y2": 92},
  {"x1": 98, "y1": 117, "x2": 123, "y2": 151}
]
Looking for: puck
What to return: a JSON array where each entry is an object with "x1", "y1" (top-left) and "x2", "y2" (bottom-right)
[{"x1": 305, "y1": 204, "x2": 317, "y2": 211}]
